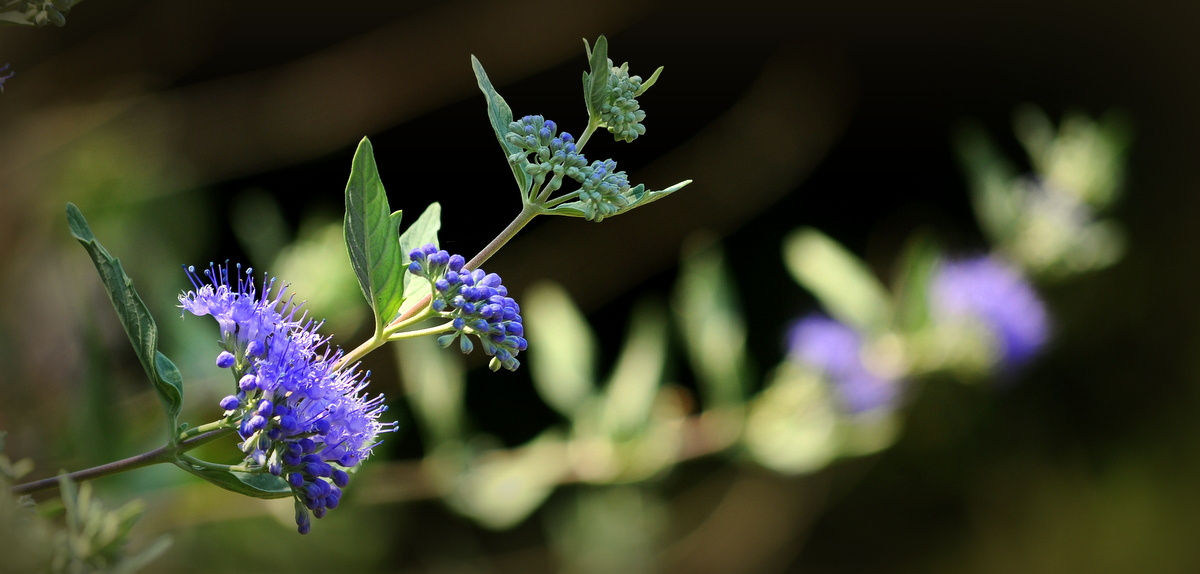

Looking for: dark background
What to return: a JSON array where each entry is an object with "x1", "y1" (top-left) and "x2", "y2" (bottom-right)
[{"x1": 3, "y1": 1, "x2": 1199, "y2": 572}]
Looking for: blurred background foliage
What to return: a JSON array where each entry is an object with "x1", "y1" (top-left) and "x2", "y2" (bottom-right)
[{"x1": 4, "y1": 1, "x2": 1200, "y2": 572}]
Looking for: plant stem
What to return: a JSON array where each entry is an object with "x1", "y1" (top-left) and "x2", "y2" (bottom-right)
[
  {"x1": 387, "y1": 321, "x2": 454, "y2": 341},
  {"x1": 576, "y1": 117, "x2": 600, "y2": 151},
  {"x1": 9, "y1": 428, "x2": 233, "y2": 496}
]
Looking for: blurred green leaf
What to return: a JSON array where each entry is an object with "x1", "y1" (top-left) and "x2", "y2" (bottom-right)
[
  {"x1": 548, "y1": 486, "x2": 665, "y2": 574},
  {"x1": 601, "y1": 300, "x2": 668, "y2": 438},
  {"x1": 525, "y1": 282, "x2": 597, "y2": 418},
  {"x1": 471, "y1": 55, "x2": 530, "y2": 196},
  {"x1": 1015, "y1": 105, "x2": 1133, "y2": 207},
  {"x1": 449, "y1": 431, "x2": 569, "y2": 530},
  {"x1": 344, "y1": 137, "x2": 405, "y2": 332},
  {"x1": 674, "y1": 237, "x2": 749, "y2": 408},
  {"x1": 271, "y1": 218, "x2": 366, "y2": 337},
  {"x1": 56, "y1": 474, "x2": 170, "y2": 573},
  {"x1": 783, "y1": 228, "x2": 893, "y2": 335},
  {"x1": 954, "y1": 121, "x2": 1020, "y2": 244},
  {"x1": 172, "y1": 463, "x2": 292, "y2": 499},
  {"x1": 892, "y1": 232, "x2": 941, "y2": 333},
  {"x1": 397, "y1": 202, "x2": 442, "y2": 317},
  {"x1": 743, "y1": 363, "x2": 837, "y2": 475},
  {"x1": 395, "y1": 332, "x2": 465, "y2": 446},
  {"x1": 66, "y1": 203, "x2": 183, "y2": 440}
]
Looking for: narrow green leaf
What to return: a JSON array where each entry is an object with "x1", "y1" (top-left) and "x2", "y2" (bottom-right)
[
  {"x1": 66, "y1": 203, "x2": 183, "y2": 439},
  {"x1": 397, "y1": 202, "x2": 443, "y2": 316},
  {"x1": 630, "y1": 179, "x2": 691, "y2": 210},
  {"x1": 173, "y1": 462, "x2": 293, "y2": 499},
  {"x1": 525, "y1": 282, "x2": 597, "y2": 417},
  {"x1": 634, "y1": 66, "x2": 664, "y2": 97},
  {"x1": 782, "y1": 228, "x2": 893, "y2": 334},
  {"x1": 674, "y1": 239, "x2": 748, "y2": 407},
  {"x1": 544, "y1": 203, "x2": 588, "y2": 218},
  {"x1": 586, "y1": 36, "x2": 611, "y2": 122},
  {"x1": 471, "y1": 55, "x2": 530, "y2": 195},
  {"x1": 601, "y1": 299, "x2": 668, "y2": 438},
  {"x1": 892, "y1": 232, "x2": 941, "y2": 332},
  {"x1": 344, "y1": 137, "x2": 406, "y2": 330}
]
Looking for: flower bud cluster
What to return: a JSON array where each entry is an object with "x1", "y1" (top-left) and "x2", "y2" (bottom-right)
[
  {"x1": 407, "y1": 244, "x2": 527, "y2": 372},
  {"x1": 577, "y1": 159, "x2": 633, "y2": 222},
  {"x1": 180, "y1": 262, "x2": 395, "y2": 533},
  {"x1": 506, "y1": 115, "x2": 588, "y2": 195},
  {"x1": 600, "y1": 61, "x2": 648, "y2": 143}
]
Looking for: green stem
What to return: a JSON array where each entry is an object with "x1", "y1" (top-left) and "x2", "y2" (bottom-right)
[
  {"x1": 576, "y1": 117, "x2": 601, "y2": 151},
  {"x1": 387, "y1": 321, "x2": 455, "y2": 341},
  {"x1": 10, "y1": 427, "x2": 235, "y2": 495},
  {"x1": 179, "y1": 418, "x2": 235, "y2": 441},
  {"x1": 176, "y1": 453, "x2": 257, "y2": 474},
  {"x1": 542, "y1": 189, "x2": 580, "y2": 209}
]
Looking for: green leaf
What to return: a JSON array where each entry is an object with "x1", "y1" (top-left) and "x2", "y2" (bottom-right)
[
  {"x1": 782, "y1": 228, "x2": 893, "y2": 335},
  {"x1": 397, "y1": 202, "x2": 443, "y2": 317},
  {"x1": 344, "y1": 137, "x2": 406, "y2": 331},
  {"x1": 743, "y1": 363, "x2": 838, "y2": 475},
  {"x1": 66, "y1": 204, "x2": 183, "y2": 439},
  {"x1": 634, "y1": 65, "x2": 664, "y2": 97},
  {"x1": 173, "y1": 462, "x2": 293, "y2": 499},
  {"x1": 394, "y1": 330, "x2": 465, "y2": 445},
  {"x1": 674, "y1": 238, "x2": 748, "y2": 408},
  {"x1": 892, "y1": 232, "x2": 941, "y2": 333},
  {"x1": 543, "y1": 179, "x2": 692, "y2": 221},
  {"x1": 525, "y1": 282, "x2": 597, "y2": 417},
  {"x1": 629, "y1": 179, "x2": 692, "y2": 210},
  {"x1": 585, "y1": 36, "x2": 611, "y2": 122},
  {"x1": 471, "y1": 55, "x2": 530, "y2": 196},
  {"x1": 601, "y1": 299, "x2": 668, "y2": 438}
]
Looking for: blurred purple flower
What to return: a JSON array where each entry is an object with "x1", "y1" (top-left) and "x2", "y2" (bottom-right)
[
  {"x1": 931, "y1": 255, "x2": 1049, "y2": 366},
  {"x1": 0, "y1": 63, "x2": 13, "y2": 92},
  {"x1": 787, "y1": 314, "x2": 900, "y2": 414}
]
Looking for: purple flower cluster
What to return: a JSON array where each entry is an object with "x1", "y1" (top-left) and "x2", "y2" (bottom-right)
[
  {"x1": 180, "y1": 263, "x2": 395, "y2": 533},
  {"x1": 930, "y1": 255, "x2": 1049, "y2": 366},
  {"x1": 787, "y1": 315, "x2": 901, "y2": 414},
  {"x1": 407, "y1": 244, "x2": 527, "y2": 372}
]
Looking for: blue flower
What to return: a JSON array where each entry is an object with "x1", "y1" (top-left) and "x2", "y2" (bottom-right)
[
  {"x1": 180, "y1": 262, "x2": 395, "y2": 533},
  {"x1": 930, "y1": 255, "x2": 1049, "y2": 366},
  {"x1": 407, "y1": 244, "x2": 527, "y2": 372},
  {"x1": 786, "y1": 314, "x2": 901, "y2": 414}
]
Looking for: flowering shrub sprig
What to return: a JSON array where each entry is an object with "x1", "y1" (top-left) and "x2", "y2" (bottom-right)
[{"x1": 8, "y1": 36, "x2": 689, "y2": 542}]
